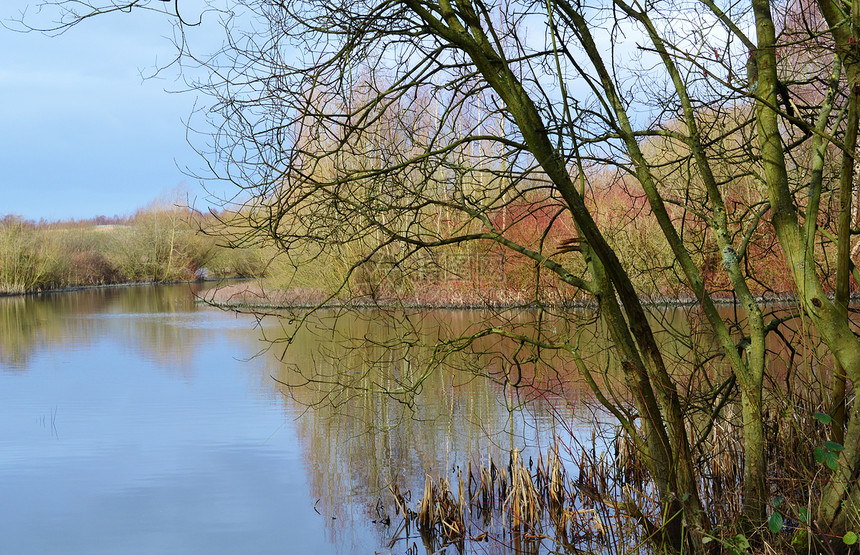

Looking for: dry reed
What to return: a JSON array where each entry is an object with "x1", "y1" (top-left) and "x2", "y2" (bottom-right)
[
  {"x1": 388, "y1": 444, "x2": 624, "y2": 554},
  {"x1": 385, "y1": 402, "x2": 837, "y2": 555}
]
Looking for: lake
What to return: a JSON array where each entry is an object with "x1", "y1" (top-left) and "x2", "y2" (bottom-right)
[{"x1": 0, "y1": 284, "x2": 607, "y2": 554}]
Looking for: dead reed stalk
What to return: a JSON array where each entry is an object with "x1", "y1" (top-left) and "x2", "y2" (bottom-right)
[{"x1": 389, "y1": 443, "x2": 618, "y2": 553}]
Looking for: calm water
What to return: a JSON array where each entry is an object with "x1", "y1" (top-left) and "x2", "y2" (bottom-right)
[{"x1": 0, "y1": 284, "x2": 604, "y2": 554}]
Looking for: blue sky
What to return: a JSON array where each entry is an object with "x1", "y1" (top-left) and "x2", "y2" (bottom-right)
[{"x1": 1, "y1": 1, "x2": 220, "y2": 221}]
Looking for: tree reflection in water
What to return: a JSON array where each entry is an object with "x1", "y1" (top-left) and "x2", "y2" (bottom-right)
[
  {"x1": 0, "y1": 286, "x2": 818, "y2": 553},
  {"x1": 254, "y1": 308, "x2": 611, "y2": 552}
]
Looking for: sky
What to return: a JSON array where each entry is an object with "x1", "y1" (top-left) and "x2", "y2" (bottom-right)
[
  {"x1": 1, "y1": 1, "x2": 223, "y2": 221},
  {"x1": 0, "y1": 2, "x2": 711, "y2": 223}
]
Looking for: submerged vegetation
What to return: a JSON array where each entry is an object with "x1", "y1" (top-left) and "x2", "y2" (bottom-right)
[{"x1": 0, "y1": 207, "x2": 264, "y2": 295}]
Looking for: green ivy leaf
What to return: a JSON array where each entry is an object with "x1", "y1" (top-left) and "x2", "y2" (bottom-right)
[
  {"x1": 814, "y1": 412, "x2": 834, "y2": 425},
  {"x1": 814, "y1": 446, "x2": 828, "y2": 463},
  {"x1": 768, "y1": 512, "x2": 784, "y2": 533},
  {"x1": 798, "y1": 507, "x2": 809, "y2": 523},
  {"x1": 843, "y1": 531, "x2": 858, "y2": 545},
  {"x1": 825, "y1": 441, "x2": 845, "y2": 452}
]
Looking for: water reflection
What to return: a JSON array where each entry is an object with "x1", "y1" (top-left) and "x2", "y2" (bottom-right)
[
  {"x1": 0, "y1": 285, "x2": 822, "y2": 553},
  {"x1": 0, "y1": 285, "x2": 206, "y2": 370},
  {"x1": 1, "y1": 286, "x2": 610, "y2": 553},
  {"x1": 254, "y1": 308, "x2": 614, "y2": 553},
  {"x1": 252, "y1": 302, "x2": 826, "y2": 553},
  {"x1": 0, "y1": 285, "x2": 340, "y2": 553}
]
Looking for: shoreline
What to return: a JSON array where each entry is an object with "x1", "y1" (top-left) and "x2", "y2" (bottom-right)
[
  {"x1": 4, "y1": 279, "x2": 853, "y2": 311},
  {"x1": 196, "y1": 282, "x2": 827, "y2": 311},
  {"x1": 0, "y1": 277, "x2": 245, "y2": 299}
]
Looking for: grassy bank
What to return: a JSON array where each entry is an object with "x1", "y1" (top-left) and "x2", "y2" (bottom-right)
[{"x1": 0, "y1": 208, "x2": 264, "y2": 295}]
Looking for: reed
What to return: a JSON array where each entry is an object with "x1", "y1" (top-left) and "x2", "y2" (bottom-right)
[
  {"x1": 385, "y1": 401, "x2": 838, "y2": 555},
  {"x1": 389, "y1": 443, "x2": 625, "y2": 554}
]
